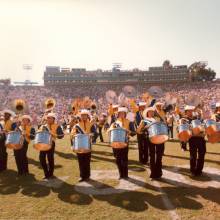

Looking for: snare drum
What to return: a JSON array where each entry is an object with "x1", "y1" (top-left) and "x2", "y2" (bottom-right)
[
  {"x1": 5, "y1": 131, "x2": 23, "y2": 150},
  {"x1": 34, "y1": 131, "x2": 52, "y2": 151},
  {"x1": 177, "y1": 123, "x2": 192, "y2": 142},
  {"x1": 109, "y1": 128, "x2": 127, "y2": 148},
  {"x1": 204, "y1": 119, "x2": 217, "y2": 136},
  {"x1": 148, "y1": 122, "x2": 168, "y2": 144},
  {"x1": 72, "y1": 134, "x2": 91, "y2": 153},
  {"x1": 191, "y1": 119, "x2": 203, "y2": 135},
  {"x1": 208, "y1": 122, "x2": 220, "y2": 143}
]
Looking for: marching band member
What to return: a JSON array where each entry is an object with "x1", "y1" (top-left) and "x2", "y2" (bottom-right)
[
  {"x1": 71, "y1": 109, "x2": 96, "y2": 182},
  {"x1": 109, "y1": 107, "x2": 136, "y2": 179},
  {"x1": 68, "y1": 115, "x2": 79, "y2": 136},
  {"x1": 137, "y1": 107, "x2": 165, "y2": 179},
  {"x1": 154, "y1": 102, "x2": 166, "y2": 122},
  {"x1": 181, "y1": 105, "x2": 206, "y2": 176},
  {"x1": 212, "y1": 102, "x2": 220, "y2": 122},
  {"x1": 0, "y1": 110, "x2": 16, "y2": 172},
  {"x1": 38, "y1": 113, "x2": 64, "y2": 179},
  {"x1": 90, "y1": 110, "x2": 99, "y2": 143},
  {"x1": 135, "y1": 102, "x2": 149, "y2": 164},
  {"x1": 176, "y1": 106, "x2": 188, "y2": 151},
  {"x1": 166, "y1": 111, "x2": 174, "y2": 139},
  {"x1": 14, "y1": 115, "x2": 35, "y2": 176},
  {"x1": 97, "y1": 113, "x2": 107, "y2": 142},
  {"x1": 108, "y1": 104, "x2": 119, "y2": 124}
]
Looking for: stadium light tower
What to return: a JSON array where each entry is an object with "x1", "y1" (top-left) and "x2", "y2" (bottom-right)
[
  {"x1": 23, "y1": 64, "x2": 33, "y2": 81},
  {"x1": 112, "y1": 63, "x2": 122, "y2": 72}
]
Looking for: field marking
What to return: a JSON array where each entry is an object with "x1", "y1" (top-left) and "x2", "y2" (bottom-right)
[
  {"x1": 171, "y1": 165, "x2": 220, "y2": 188},
  {"x1": 75, "y1": 170, "x2": 146, "y2": 195},
  {"x1": 35, "y1": 176, "x2": 69, "y2": 188},
  {"x1": 145, "y1": 168, "x2": 181, "y2": 220}
]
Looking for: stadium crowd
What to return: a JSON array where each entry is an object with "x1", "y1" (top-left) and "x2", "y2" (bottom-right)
[{"x1": 0, "y1": 81, "x2": 219, "y2": 124}]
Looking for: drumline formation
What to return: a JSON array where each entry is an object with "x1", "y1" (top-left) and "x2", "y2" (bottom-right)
[{"x1": 0, "y1": 98, "x2": 220, "y2": 182}]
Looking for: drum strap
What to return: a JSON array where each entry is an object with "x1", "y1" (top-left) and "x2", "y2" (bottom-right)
[
  {"x1": 143, "y1": 119, "x2": 154, "y2": 125},
  {"x1": 75, "y1": 125, "x2": 85, "y2": 134}
]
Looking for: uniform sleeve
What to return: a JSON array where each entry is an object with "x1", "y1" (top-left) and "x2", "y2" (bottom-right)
[
  {"x1": 70, "y1": 126, "x2": 77, "y2": 139},
  {"x1": 137, "y1": 120, "x2": 145, "y2": 134},
  {"x1": 56, "y1": 126, "x2": 64, "y2": 139}
]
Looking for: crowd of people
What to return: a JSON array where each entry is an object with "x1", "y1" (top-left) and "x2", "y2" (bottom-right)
[{"x1": 0, "y1": 81, "x2": 219, "y2": 125}]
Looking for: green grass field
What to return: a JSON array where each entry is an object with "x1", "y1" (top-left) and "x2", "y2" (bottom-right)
[{"x1": 1, "y1": 133, "x2": 220, "y2": 220}]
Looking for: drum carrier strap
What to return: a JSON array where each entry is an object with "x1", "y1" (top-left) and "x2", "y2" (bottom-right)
[{"x1": 75, "y1": 124, "x2": 85, "y2": 134}]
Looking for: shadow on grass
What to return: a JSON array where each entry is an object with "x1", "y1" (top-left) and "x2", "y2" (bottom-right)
[
  {"x1": 0, "y1": 169, "x2": 50, "y2": 197},
  {"x1": 163, "y1": 165, "x2": 220, "y2": 183},
  {"x1": 164, "y1": 153, "x2": 220, "y2": 166},
  {"x1": 2, "y1": 168, "x2": 220, "y2": 212},
  {"x1": 55, "y1": 150, "x2": 77, "y2": 160},
  {"x1": 28, "y1": 158, "x2": 63, "y2": 169}
]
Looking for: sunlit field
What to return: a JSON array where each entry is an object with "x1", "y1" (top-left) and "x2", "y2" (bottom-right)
[{"x1": 1, "y1": 132, "x2": 220, "y2": 220}]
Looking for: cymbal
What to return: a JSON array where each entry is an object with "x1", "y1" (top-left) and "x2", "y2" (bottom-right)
[
  {"x1": 122, "y1": 85, "x2": 137, "y2": 98},
  {"x1": 148, "y1": 86, "x2": 164, "y2": 98},
  {"x1": 185, "y1": 95, "x2": 201, "y2": 107},
  {"x1": 105, "y1": 90, "x2": 118, "y2": 104}
]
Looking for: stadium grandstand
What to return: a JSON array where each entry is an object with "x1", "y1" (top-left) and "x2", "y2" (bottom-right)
[{"x1": 44, "y1": 61, "x2": 190, "y2": 86}]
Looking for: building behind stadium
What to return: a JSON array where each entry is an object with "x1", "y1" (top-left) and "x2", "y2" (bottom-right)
[{"x1": 44, "y1": 61, "x2": 190, "y2": 86}]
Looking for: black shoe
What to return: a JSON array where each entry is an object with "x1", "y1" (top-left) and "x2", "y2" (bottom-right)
[
  {"x1": 48, "y1": 175, "x2": 56, "y2": 179},
  {"x1": 84, "y1": 177, "x2": 90, "y2": 182},
  {"x1": 78, "y1": 178, "x2": 85, "y2": 182},
  {"x1": 122, "y1": 176, "x2": 129, "y2": 180}
]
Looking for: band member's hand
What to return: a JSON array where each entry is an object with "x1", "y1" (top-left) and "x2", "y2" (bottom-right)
[{"x1": 50, "y1": 132, "x2": 57, "y2": 138}]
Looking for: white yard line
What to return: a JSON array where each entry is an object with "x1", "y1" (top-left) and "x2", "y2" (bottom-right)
[{"x1": 146, "y1": 168, "x2": 181, "y2": 220}]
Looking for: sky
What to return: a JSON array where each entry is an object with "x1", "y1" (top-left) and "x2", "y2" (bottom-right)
[{"x1": 0, "y1": 0, "x2": 219, "y2": 84}]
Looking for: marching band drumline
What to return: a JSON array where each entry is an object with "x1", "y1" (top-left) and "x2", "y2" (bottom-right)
[{"x1": 0, "y1": 99, "x2": 220, "y2": 182}]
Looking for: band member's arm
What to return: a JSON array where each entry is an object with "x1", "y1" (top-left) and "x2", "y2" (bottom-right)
[
  {"x1": 108, "y1": 104, "x2": 114, "y2": 116},
  {"x1": 70, "y1": 126, "x2": 77, "y2": 139},
  {"x1": 136, "y1": 120, "x2": 144, "y2": 134},
  {"x1": 211, "y1": 114, "x2": 216, "y2": 120}
]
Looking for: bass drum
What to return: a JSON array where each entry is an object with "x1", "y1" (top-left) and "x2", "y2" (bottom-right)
[
  {"x1": 148, "y1": 122, "x2": 168, "y2": 144},
  {"x1": 207, "y1": 122, "x2": 220, "y2": 144},
  {"x1": 5, "y1": 131, "x2": 23, "y2": 150},
  {"x1": 72, "y1": 134, "x2": 91, "y2": 153},
  {"x1": 204, "y1": 119, "x2": 217, "y2": 136},
  {"x1": 177, "y1": 123, "x2": 192, "y2": 142},
  {"x1": 34, "y1": 131, "x2": 52, "y2": 151},
  {"x1": 109, "y1": 128, "x2": 127, "y2": 149}
]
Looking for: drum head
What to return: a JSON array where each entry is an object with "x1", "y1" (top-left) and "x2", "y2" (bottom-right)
[
  {"x1": 6, "y1": 143, "x2": 23, "y2": 150},
  {"x1": 110, "y1": 142, "x2": 127, "y2": 149},
  {"x1": 150, "y1": 135, "x2": 168, "y2": 145},
  {"x1": 34, "y1": 143, "x2": 51, "y2": 151},
  {"x1": 192, "y1": 127, "x2": 202, "y2": 135},
  {"x1": 206, "y1": 125, "x2": 217, "y2": 136},
  {"x1": 178, "y1": 131, "x2": 192, "y2": 142},
  {"x1": 208, "y1": 132, "x2": 220, "y2": 144},
  {"x1": 72, "y1": 148, "x2": 91, "y2": 154}
]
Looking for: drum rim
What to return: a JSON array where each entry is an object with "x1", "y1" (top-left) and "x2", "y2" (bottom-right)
[
  {"x1": 148, "y1": 121, "x2": 167, "y2": 128},
  {"x1": 109, "y1": 127, "x2": 127, "y2": 132}
]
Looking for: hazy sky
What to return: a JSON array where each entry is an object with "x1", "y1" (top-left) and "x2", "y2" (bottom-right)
[{"x1": 0, "y1": 0, "x2": 219, "y2": 84}]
